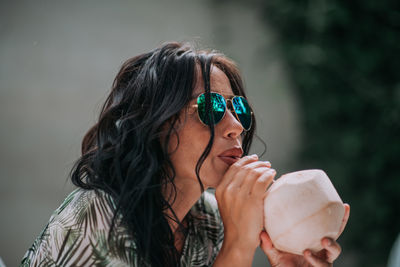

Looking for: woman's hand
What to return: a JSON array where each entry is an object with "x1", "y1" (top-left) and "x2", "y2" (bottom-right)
[
  {"x1": 260, "y1": 203, "x2": 351, "y2": 267},
  {"x1": 214, "y1": 154, "x2": 275, "y2": 266}
]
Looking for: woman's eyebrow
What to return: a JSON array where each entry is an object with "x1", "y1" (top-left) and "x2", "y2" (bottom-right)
[
  {"x1": 191, "y1": 92, "x2": 235, "y2": 99},
  {"x1": 222, "y1": 93, "x2": 235, "y2": 98}
]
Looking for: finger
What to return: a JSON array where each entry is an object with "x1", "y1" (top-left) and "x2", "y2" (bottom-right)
[
  {"x1": 337, "y1": 204, "x2": 350, "y2": 237},
  {"x1": 260, "y1": 231, "x2": 274, "y2": 250},
  {"x1": 216, "y1": 155, "x2": 258, "y2": 193},
  {"x1": 239, "y1": 167, "x2": 272, "y2": 195},
  {"x1": 304, "y1": 250, "x2": 331, "y2": 267},
  {"x1": 242, "y1": 160, "x2": 272, "y2": 169},
  {"x1": 321, "y1": 238, "x2": 341, "y2": 263},
  {"x1": 225, "y1": 161, "x2": 271, "y2": 192},
  {"x1": 260, "y1": 231, "x2": 281, "y2": 265},
  {"x1": 233, "y1": 160, "x2": 272, "y2": 189},
  {"x1": 233, "y1": 160, "x2": 272, "y2": 182},
  {"x1": 251, "y1": 168, "x2": 276, "y2": 196},
  {"x1": 226, "y1": 167, "x2": 247, "y2": 189}
]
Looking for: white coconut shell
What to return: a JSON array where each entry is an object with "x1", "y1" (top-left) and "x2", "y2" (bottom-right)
[{"x1": 263, "y1": 169, "x2": 344, "y2": 255}]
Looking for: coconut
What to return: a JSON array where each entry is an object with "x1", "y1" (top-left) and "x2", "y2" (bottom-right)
[{"x1": 263, "y1": 169, "x2": 344, "y2": 255}]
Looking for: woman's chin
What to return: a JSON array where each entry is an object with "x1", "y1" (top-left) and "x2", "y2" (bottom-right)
[{"x1": 201, "y1": 162, "x2": 228, "y2": 189}]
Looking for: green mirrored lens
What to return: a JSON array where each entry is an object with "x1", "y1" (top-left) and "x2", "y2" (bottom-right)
[
  {"x1": 232, "y1": 96, "x2": 252, "y2": 130},
  {"x1": 197, "y1": 93, "x2": 226, "y2": 125}
]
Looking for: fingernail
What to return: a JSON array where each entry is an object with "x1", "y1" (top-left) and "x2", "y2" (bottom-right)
[{"x1": 251, "y1": 154, "x2": 258, "y2": 158}]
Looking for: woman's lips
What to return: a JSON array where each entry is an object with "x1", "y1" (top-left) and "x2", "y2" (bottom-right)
[{"x1": 218, "y1": 156, "x2": 240, "y2": 166}]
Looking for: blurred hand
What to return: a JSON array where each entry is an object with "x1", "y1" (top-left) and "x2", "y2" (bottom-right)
[
  {"x1": 260, "y1": 204, "x2": 350, "y2": 267},
  {"x1": 215, "y1": 154, "x2": 275, "y2": 256}
]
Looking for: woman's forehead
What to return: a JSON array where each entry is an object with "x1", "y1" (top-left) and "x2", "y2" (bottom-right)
[{"x1": 192, "y1": 67, "x2": 234, "y2": 98}]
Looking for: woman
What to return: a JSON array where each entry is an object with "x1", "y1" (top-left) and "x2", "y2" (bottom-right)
[{"x1": 21, "y1": 42, "x2": 350, "y2": 266}]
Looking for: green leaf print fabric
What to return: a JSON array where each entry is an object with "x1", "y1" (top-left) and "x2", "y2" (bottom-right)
[{"x1": 21, "y1": 189, "x2": 224, "y2": 266}]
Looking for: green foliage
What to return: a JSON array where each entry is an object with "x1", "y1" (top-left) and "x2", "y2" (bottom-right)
[
  {"x1": 261, "y1": 1, "x2": 400, "y2": 266},
  {"x1": 220, "y1": 0, "x2": 400, "y2": 266}
]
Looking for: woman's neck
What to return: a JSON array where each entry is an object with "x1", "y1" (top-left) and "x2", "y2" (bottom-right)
[{"x1": 163, "y1": 177, "x2": 204, "y2": 234}]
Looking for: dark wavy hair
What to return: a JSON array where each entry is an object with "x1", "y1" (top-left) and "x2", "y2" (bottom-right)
[{"x1": 70, "y1": 41, "x2": 258, "y2": 266}]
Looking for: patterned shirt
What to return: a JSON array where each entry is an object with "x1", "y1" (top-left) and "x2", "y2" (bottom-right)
[{"x1": 21, "y1": 188, "x2": 224, "y2": 266}]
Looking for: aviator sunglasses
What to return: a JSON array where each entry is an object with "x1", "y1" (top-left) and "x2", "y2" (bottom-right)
[{"x1": 190, "y1": 92, "x2": 253, "y2": 131}]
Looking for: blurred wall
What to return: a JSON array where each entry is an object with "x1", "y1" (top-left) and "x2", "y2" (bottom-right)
[{"x1": 0, "y1": 0, "x2": 300, "y2": 266}]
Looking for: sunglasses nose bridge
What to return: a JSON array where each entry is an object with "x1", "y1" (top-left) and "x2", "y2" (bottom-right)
[
  {"x1": 224, "y1": 98, "x2": 242, "y2": 125},
  {"x1": 227, "y1": 96, "x2": 252, "y2": 131},
  {"x1": 225, "y1": 98, "x2": 235, "y2": 113}
]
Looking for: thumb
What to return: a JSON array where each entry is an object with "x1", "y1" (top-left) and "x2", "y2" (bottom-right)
[{"x1": 260, "y1": 231, "x2": 281, "y2": 264}]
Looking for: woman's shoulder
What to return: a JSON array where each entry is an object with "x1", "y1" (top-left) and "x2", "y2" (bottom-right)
[
  {"x1": 39, "y1": 187, "x2": 117, "y2": 235},
  {"x1": 21, "y1": 188, "x2": 136, "y2": 266}
]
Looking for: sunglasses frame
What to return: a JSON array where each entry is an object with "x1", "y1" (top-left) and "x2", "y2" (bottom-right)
[{"x1": 189, "y1": 92, "x2": 253, "y2": 131}]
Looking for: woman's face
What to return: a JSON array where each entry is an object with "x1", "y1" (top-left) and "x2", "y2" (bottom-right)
[{"x1": 167, "y1": 66, "x2": 245, "y2": 189}]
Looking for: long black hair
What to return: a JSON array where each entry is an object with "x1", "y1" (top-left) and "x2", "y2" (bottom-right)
[{"x1": 70, "y1": 41, "x2": 257, "y2": 266}]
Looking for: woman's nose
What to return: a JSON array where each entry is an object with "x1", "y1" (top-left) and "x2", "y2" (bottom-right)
[{"x1": 222, "y1": 109, "x2": 244, "y2": 139}]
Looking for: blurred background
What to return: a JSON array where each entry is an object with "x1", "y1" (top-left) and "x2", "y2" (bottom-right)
[{"x1": 0, "y1": 0, "x2": 398, "y2": 266}]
